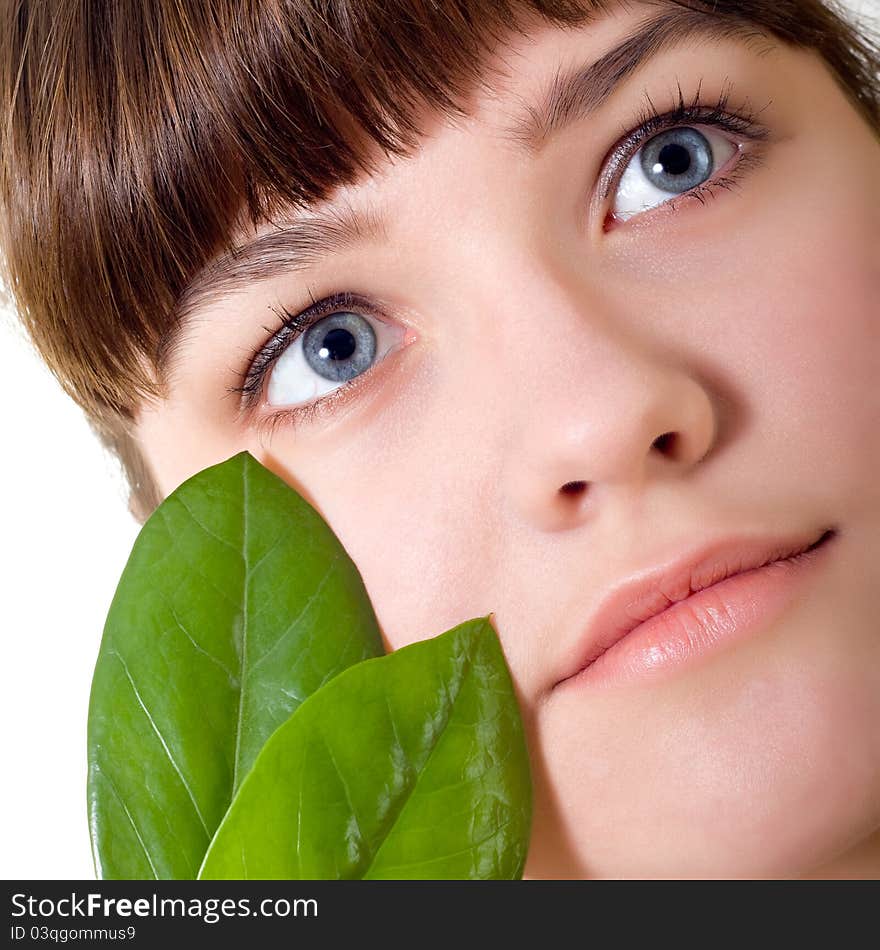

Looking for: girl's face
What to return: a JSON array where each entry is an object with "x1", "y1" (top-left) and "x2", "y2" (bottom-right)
[{"x1": 135, "y1": 5, "x2": 880, "y2": 878}]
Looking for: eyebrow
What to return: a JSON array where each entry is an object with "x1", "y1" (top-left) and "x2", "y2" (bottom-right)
[
  {"x1": 162, "y1": 5, "x2": 774, "y2": 379},
  {"x1": 162, "y1": 202, "x2": 386, "y2": 377},
  {"x1": 503, "y1": 7, "x2": 774, "y2": 151}
]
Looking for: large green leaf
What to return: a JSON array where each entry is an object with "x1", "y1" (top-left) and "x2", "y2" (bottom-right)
[
  {"x1": 88, "y1": 452, "x2": 384, "y2": 879},
  {"x1": 199, "y1": 617, "x2": 532, "y2": 880}
]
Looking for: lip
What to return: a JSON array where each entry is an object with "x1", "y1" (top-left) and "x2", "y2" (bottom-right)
[{"x1": 554, "y1": 527, "x2": 837, "y2": 690}]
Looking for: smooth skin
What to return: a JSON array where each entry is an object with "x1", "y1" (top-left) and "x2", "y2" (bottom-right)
[{"x1": 136, "y1": 4, "x2": 880, "y2": 878}]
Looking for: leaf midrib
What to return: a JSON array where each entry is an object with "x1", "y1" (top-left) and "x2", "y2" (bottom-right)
[
  {"x1": 231, "y1": 459, "x2": 251, "y2": 793},
  {"x1": 360, "y1": 628, "x2": 480, "y2": 878}
]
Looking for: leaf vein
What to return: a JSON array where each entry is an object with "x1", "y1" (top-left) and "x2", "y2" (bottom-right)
[
  {"x1": 369, "y1": 816, "x2": 515, "y2": 875},
  {"x1": 363, "y1": 632, "x2": 478, "y2": 876},
  {"x1": 232, "y1": 461, "x2": 251, "y2": 792},
  {"x1": 248, "y1": 563, "x2": 337, "y2": 676},
  {"x1": 171, "y1": 496, "x2": 240, "y2": 557},
  {"x1": 111, "y1": 651, "x2": 211, "y2": 839},
  {"x1": 168, "y1": 605, "x2": 237, "y2": 683},
  {"x1": 98, "y1": 769, "x2": 162, "y2": 880}
]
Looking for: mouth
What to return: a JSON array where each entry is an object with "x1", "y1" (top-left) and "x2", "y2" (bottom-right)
[{"x1": 555, "y1": 527, "x2": 838, "y2": 690}]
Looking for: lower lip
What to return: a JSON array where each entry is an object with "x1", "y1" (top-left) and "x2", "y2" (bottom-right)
[{"x1": 564, "y1": 533, "x2": 836, "y2": 690}]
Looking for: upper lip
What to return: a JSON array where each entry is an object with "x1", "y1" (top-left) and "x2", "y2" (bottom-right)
[{"x1": 554, "y1": 527, "x2": 834, "y2": 687}]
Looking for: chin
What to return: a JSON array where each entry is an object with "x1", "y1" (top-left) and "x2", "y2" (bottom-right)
[
  {"x1": 524, "y1": 625, "x2": 880, "y2": 879},
  {"x1": 525, "y1": 773, "x2": 880, "y2": 879}
]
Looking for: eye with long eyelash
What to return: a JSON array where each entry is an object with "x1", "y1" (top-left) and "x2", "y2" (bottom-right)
[
  {"x1": 599, "y1": 78, "x2": 772, "y2": 202},
  {"x1": 227, "y1": 289, "x2": 386, "y2": 413}
]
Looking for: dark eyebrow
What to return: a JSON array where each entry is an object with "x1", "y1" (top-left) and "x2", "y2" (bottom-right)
[
  {"x1": 159, "y1": 202, "x2": 386, "y2": 379},
  {"x1": 501, "y1": 7, "x2": 775, "y2": 152}
]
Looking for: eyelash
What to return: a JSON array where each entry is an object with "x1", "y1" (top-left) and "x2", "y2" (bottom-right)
[
  {"x1": 233, "y1": 81, "x2": 771, "y2": 434},
  {"x1": 229, "y1": 289, "x2": 388, "y2": 432},
  {"x1": 599, "y1": 80, "x2": 771, "y2": 214}
]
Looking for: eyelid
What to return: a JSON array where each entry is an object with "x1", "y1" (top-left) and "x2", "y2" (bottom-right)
[
  {"x1": 596, "y1": 84, "x2": 772, "y2": 204},
  {"x1": 230, "y1": 290, "x2": 387, "y2": 415},
  {"x1": 252, "y1": 349, "x2": 402, "y2": 442}
]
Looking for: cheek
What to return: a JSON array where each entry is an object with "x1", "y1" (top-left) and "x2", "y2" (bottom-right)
[
  {"x1": 137, "y1": 398, "x2": 242, "y2": 498},
  {"x1": 262, "y1": 368, "x2": 505, "y2": 656},
  {"x1": 300, "y1": 487, "x2": 495, "y2": 655},
  {"x1": 725, "y1": 135, "x2": 880, "y2": 513}
]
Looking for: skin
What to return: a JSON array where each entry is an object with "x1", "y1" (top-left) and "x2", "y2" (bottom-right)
[{"x1": 135, "y1": 5, "x2": 880, "y2": 878}]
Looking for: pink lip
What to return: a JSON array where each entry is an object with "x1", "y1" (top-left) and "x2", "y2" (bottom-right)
[{"x1": 555, "y1": 528, "x2": 837, "y2": 690}]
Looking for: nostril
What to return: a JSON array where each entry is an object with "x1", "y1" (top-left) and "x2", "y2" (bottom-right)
[
  {"x1": 560, "y1": 480, "x2": 588, "y2": 497},
  {"x1": 652, "y1": 432, "x2": 678, "y2": 455}
]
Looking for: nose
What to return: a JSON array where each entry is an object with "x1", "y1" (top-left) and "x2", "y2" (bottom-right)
[{"x1": 497, "y1": 279, "x2": 718, "y2": 532}]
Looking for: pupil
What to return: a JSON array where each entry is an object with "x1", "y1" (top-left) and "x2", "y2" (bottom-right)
[
  {"x1": 658, "y1": 143, "x2": 692, "y2": 176},
  {"x1": 321, "y1": 327, "x2": 356, "y2": 361}
]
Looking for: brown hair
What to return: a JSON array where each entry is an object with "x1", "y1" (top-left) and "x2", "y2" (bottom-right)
[{"x1": 1, "y1": 0, "x2": 878, "y2": 521}]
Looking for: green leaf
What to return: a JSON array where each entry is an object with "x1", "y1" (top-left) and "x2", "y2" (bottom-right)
[
  {"x1": 88, "y1": 452, "x2": 384, "y2": 879},
  {"x1": 199, "y1": 617, "x2": 532, "y2": 880}
]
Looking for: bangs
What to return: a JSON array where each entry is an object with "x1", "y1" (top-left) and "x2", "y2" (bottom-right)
[
  {"x1": 231, "y1": 0, "x2": 601, "y2": 208},
  {"x1": 1, "y1": 0, "x2": 602, "y2": 418}
]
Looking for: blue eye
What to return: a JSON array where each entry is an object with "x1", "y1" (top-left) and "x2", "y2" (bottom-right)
[
  {"x1": 266, "y1": 308, "x2": 403, "y2": 408},
  {"x1": 301, "y1": 312, "x2": 377, "y2": 383},
  {"x1": 640, "y1": 128, "x2": 713, "y2": 191},
  {"x1": 611, "y1": 125, "x2": 737, "y2": 221}
]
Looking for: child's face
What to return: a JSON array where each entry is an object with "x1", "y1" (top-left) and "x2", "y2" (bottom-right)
[{"x1": 135, "y1": 7, "x2": 880, "y2": 877}]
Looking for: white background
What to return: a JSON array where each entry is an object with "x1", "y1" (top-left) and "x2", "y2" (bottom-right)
[{"x1": 1, "y1": 0, "x2": 877, "y2": 880}]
